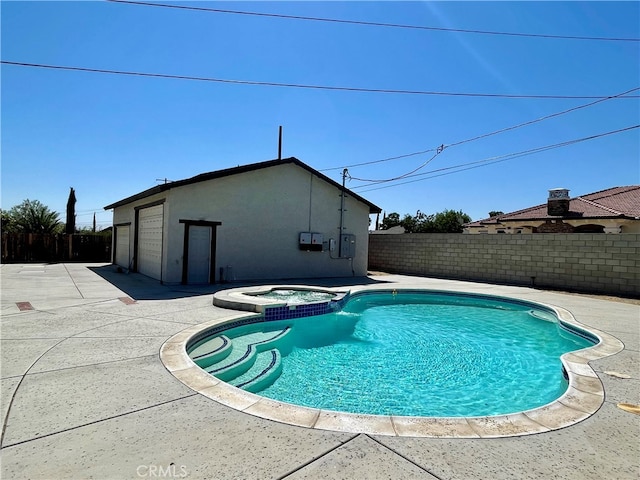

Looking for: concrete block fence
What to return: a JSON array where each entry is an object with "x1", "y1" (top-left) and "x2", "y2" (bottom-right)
[{"x1": 368, "y1": 233, "x2": 639, "y2": 297}]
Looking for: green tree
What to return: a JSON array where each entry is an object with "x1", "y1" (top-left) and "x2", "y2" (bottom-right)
[
  {"x1": 1, "y1": 209, "x2": 11, "y2": 232},
  {"x1": 380, "y1": 212, "x2": 401, "y2": 230},
  {"x1": 400, "y1": 213, "x2": 418, "y2": 233},
  {"x1": 380, "y1": 209, "x2": 471, "y2": 233},
  {"x1": 65, "y1": 187, "x2": 76, "y2": 234},
  {"x1": 400, "y1": 210, "x2": 428, "y2": 233},
  {"x1": 430, "y1": 209, "x2": 472, "y2": 233},
  {"x1": 3, "y1": 199, "x2": 63, "y2": 234},
  {"x1": 488, "y1": 211, "x2": 504, "y2": 218}
]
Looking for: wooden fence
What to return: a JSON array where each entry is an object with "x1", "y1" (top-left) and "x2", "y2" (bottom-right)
[{"x1": 1, "y1": 233, "x2": 112, "y2": 263}]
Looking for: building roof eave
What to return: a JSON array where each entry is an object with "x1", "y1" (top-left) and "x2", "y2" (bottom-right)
[{"x1": 104, "y1": 157, "x2": 382, "y2": 214}]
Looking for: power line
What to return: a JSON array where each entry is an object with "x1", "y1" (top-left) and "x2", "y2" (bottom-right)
[
  {"x1": 356, "y1": 124, "x2": 639, "y2": 191},
  {"x1": 353, "y1": 124, "x2": 640, "y2": 192},
  {"x1": 3, "y1": 60, "x2": 639, "y2": 100},
  {"x1": 76, "y1": 208, "x2": 108, "y2": 213},
  {"x1": 322, "y1": 86, "x2": 640, "y2": 173},
  {"x1": 348, "y1": 149, "x2": 443, "y2": 184},
  {"x1": 107, "y1": 0, "x2": 640, "y2": 43},
  {"x1": 445, "y1": 87, "x2": 640, "y2": 149},
  {"x1": 321, "y1": 148, "x2": 439, "y2": 172}
]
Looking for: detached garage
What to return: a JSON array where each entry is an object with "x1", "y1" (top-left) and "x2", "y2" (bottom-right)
[{"x1": 104, "y1": 157, "x2": 381, "y2": 284}]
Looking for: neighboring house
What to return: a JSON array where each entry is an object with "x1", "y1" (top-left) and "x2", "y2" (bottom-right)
[
  {"x1": 104, "y1": 157, "x2": 381, "y2": 284},
  {"x1": 463, "y1": 186, "x2": 640, "y2": 234}
]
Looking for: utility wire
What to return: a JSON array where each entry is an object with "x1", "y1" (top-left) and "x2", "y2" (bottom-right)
[
  {"x1": 107, "y1": 0, "x2": 640, "y2": 43},
  {"x1": 357, "y1": 155, "x2": 546, "y2": 193},
  {"x1": 321, "y1": 148, "x2": 439, "y2": 172},
  {"x1": 4, "y1": 60, "x2": 639, "y2": 101},
  {"x1": 353, "y1": 124, "x2": 640, "y2": 192},
  {"x1": 322, "y1": 86, "x2": 640, "y2": 173},
  {"x1": 445, "y1": 86, "x2": 640, "y2": 149},
  {"x1": 348, "y1": 149, "x2": 443, "y2": 183}
]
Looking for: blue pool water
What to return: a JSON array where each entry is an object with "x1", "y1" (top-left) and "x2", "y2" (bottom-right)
[{"x1": 190, "y1": 291, "x2": 595, "y2": 417}]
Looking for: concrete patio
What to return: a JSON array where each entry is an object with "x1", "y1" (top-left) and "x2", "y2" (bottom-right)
[{"x1": 1, "y1": 263, "x2": 638, "y2": 479}]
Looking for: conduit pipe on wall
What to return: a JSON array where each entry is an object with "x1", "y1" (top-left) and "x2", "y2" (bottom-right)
[{"x1": 339, "y1": 168, "x2": 348, "y2": 257}]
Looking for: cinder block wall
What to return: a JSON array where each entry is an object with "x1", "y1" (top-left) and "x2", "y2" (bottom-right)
[{"x1": 368, "y1": 233, "x2": 640, "y2": 297}]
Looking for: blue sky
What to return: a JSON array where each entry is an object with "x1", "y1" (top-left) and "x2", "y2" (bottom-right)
[{"x1": 2, "y1": 1, "x2": 639, "y2": 230}]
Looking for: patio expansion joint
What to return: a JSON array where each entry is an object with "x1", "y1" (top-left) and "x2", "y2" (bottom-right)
[
  {"x1": 0, "y1": 336, "x2": 68, "y2": 341},
  {"x1": 80, "y1": 308, "x2": 201, "y2": 326},
  {"x1": 1, "y1": 309, "x2": 58, "y2": 318},
  {"x1": 62, "y1": 263, "x2": 85, "y2": 299},
  {"x1": 10, "y1": 299, "x2": 140, "y2": 317},
  {"x1": 76, "y1": 335, "x2": 182, "y2": 339},
  {"x1": 0, "y1": 335, "x2": 70, "y2": 447},
  {"x1": 273, "y1": 433, "x2": 360, "y2": 480},
  {"x1": 62, "y1": 314, "x2": 182, "y2": 334},
  {"x1": 367, "y1": 434, "x2": 447, "y2": 480},
  {"x1": 0, "y1": 393, "x2": 199, "y2": 450},
  {"x1": 22, "y1": 353, "x2": 159, "y2": 377},
  {"x1": 0, "y1": 313, "x2": 179, "y2": 447},
  {"x1": 137, "y1": 317, "x2": 201, "y2": 326}
]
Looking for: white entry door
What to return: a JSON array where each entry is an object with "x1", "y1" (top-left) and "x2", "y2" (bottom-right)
[
  {"x1": 187, "y1": 225, "x2": 211, "y2": 284},
  {"x1": 115, "y1": 225, "x2": 130, "y2": 269},
  {"x1": 137, "y1": 205, "x2": 163, "y2": 280}
]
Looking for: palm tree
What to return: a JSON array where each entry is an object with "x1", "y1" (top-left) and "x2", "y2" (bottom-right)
[{"x1": 6, "y1": 199, "x2": 62, "y2": 234}]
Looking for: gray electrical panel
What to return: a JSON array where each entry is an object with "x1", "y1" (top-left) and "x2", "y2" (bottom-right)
[
  {"x1": 299, "y1": 232, "x2": 323, "y2": 252},
  {"x1": 340, "y1": 234, "x2": 356, "y2": 258}
]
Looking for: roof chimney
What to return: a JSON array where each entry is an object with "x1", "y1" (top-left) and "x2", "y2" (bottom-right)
[{"x1": 547, "y1": 188, "x2": 570, "y2": 216}]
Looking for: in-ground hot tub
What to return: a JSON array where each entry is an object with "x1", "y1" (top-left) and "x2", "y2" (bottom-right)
[
  {"x1": 212, "y1": 285, "x2": 348, "y2": 314},
  {"x1": 248, "y1": 288, "x2": 337, "y2": 304}
]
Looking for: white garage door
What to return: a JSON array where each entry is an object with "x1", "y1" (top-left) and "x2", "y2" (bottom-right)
[
  {"x1": 137, "y1": 205, "x2": 163, "y2": 280},
  {"x1": 115, "y1": 225, "x2": 130, "y2": 269}
]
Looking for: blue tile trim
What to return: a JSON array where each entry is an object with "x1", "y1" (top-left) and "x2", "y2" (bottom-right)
[
  {"x1": 235, "y1": 350, "x2": 279, "y2": 389},
  {"x1": 191, "y1": 336, "x2": 229, "y2": 360},
  {"x1": 207, "y1": 327, "x2": 290, "y2": 374},
  {"x1": 262, "y1": 294, "x2": 350, "y2": 322},
  {"x1": 264, "y1": 302, "x2": 329, "y2": 321},
  {"x1": 187, "y1": 316, "x2": 264, "y2": 350}
]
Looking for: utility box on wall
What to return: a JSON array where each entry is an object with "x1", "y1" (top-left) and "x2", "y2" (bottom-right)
[
  {"x1": 339, "y1": 234, "x2": 356, "y2": 258},
  {"x1": 299, "y1": 232, "x2": 312, "y2": 246},
  {"x1": 312, "y1": 233, "x2": 324, "y2": 246},
  {"x1": 299, "y1": 232, "x2": 323, "y2": 252}
]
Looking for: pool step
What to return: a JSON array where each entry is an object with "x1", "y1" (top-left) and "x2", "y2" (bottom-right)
[
  {"x1": 230, "y1": 349, "x2": 283, "y2": 393},
  {"x1": 206, "y1": 327, "x2": 291, "y2": 383},
  {"x1": 189, "y1": 335, "x2": 232, "y2": 368}
]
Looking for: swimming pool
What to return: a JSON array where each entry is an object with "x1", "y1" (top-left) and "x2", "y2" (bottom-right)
[
  {"x1": 187, "y1": 290, "x2": 595, "y2": 417},
  {"x1": 162, "y1": 284, "x2": 623, "y2": 437}
]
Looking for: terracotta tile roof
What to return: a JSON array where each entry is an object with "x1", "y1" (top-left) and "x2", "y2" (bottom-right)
[
  {"x1": 581, "y1": 186, "x2": 640, "y2": 217},
  {"x1": 466, "y1": 186, "x2": 640, "y2": 226}
]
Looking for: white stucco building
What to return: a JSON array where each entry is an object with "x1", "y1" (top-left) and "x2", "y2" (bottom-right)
[{"x1": 104, "y1": 157, "x2": 381, "y2": 284}]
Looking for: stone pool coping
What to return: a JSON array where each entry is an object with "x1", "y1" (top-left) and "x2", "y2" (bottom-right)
[{"x1": 160, "y1": 285, "x2": 625, "y2": 438}]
